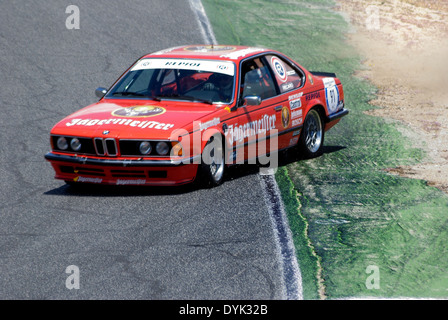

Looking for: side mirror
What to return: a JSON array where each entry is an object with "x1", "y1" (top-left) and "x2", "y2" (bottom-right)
[
  {"x1": 95, "y1": 87, "x2": 108, "y2": 98},
  {"x1": 243, "y1": 95, "x2": 262, "y2": 106}
]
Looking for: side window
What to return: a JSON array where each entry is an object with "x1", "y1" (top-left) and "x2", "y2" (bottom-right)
[
  {"x1": 240, "y1": 57, "x2": 277, "y2": 101},
  {"x1": 266, "y1": 55, "x2": 303, "y2": 94}
]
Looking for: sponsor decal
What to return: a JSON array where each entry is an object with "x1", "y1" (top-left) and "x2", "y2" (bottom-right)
[
  {"x1": 291, "y1": 109, "x2": 302, "y2": 119},
  {"x1": 288, "y1": 92, "x2": 303, "y2": 100},
  {"x1": 220, "y1": 47, "x2": 266, "y2": 60},
  {"x1": 271, "y1": 56, "x2": 287, "y2": 82},
  {"x1": 116, "y1": 179, "x2": 146, "y2": 185},
  {"x1": 217, "y1": 64, "x2": 229, "y2": 72},
  {"x1": 65, "y1": 118, "x2": 174, "y2": 130},
  {"x1": 322, "y1": 77, "x2": 340, "y2": 114},
  {"x1": 164, "y1": 60, "x2": 201, "y2": 68},
  {"x1": 281, "y1": 82, "x2": 294, "y2": 91},
  {"x1": 132, "y1": 58, "x2": 235, "y2": 76},
  {"x1": 281, "y1": 106, "x2": 290, "y2": 128},
  {"x1": 289, "y1": 98, "x2": 302, "y2": 110},
  {"x1": 184, "y1": 45, "x2": 236, "y2": 52},
  {"x1": 112, "y1": 105, "x2": 166, "y2": 118},
  {"x1": 305, "y1": 91, "x2": 321, "y2": 101},
  {"x1": 226, "y1": 114, "x2": 276, "y2": 143},
  {"x1": 198, "y1": 117, "x2": 220, "y2": 131},
  {"x1": 326, "y1": 86, "x2": 340, "y2": 113},
  {"x1": 289, "y1": 137, "x2": 299, "y2": 146},
  {"x1": 292, "y1": 129, "x2": 302, "y2": 137},
  {"x1": 74, "y1": 176, "x2": 102, "y2": 184},
  {"x1": 292, "y1": 118, "x2": 303, "y2": 127},
  {"x1": 323, "y1": 77, "x2": 336, "y2": 88},
  {"x1": 308, "y1": 74, "x2": 314, "y2": 85}
]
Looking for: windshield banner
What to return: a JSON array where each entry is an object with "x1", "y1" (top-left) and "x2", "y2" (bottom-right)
[{"x1": 131, "y1": 58, "x2": 235, "y2": 76}]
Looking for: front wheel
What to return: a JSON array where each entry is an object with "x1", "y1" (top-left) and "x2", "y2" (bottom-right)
[
  {"x1": 298, "y1": 108, "x2": 325, "y2": 158},
  {"x1": 196, "y1": 135, "x2": 225, "y2": 188}
]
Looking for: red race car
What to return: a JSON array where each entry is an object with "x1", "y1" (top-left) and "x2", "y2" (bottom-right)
[{"x1": 45, "y1": 45, "x2": 348, "y2": 187}]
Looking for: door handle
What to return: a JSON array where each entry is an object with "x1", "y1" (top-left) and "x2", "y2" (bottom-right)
[{"x1": 274, "y1": 106, "x2": 283, "y2": 112}]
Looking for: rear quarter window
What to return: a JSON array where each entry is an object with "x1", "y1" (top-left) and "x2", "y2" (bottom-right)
[{"x1": 266, "y1": 55, "x2": 304, "y2": 94}]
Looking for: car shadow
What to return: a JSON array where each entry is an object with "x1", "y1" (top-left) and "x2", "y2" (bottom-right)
[
  {"x1": 43, "y1": 145, "x2": 346, "y2": 197},
  {"x1": 280, "y1": 145, "x2": 346, "y2": 166},
  {"x1": 44, "y1": 181, "x2": 200, "y2": 197}
]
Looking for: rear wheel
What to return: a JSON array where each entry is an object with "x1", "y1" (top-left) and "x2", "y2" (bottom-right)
[
  {"x1": 196, "y1": 135, "x2": 225, "y2": 188},
  {"x1": 298, "y1": 108, "x2": 324, "y2": 158}
]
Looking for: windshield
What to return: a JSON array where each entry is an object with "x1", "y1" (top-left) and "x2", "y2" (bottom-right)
[{"x1": 106, "y1": 58, "x2": 235, "y2": 104}]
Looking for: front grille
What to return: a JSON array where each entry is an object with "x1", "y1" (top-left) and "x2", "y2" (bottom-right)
[
  {"x1": 105, "y1": 139, "x2": 117, "y2": 156},
  {"x1": 94, "y1": 138, "x2": 105, "y2": 155},
  {"x1": 94, "y1": 138, "x2": 117, "y2": 156},
  {"x1": 52, "y1": 135, "x2": 118, "y2": 157}
]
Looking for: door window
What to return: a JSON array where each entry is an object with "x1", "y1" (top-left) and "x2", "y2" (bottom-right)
[{"x1": 240, "y1": 57, "x2": 277, "y2": 101}]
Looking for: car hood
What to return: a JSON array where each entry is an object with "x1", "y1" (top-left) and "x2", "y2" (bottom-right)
[{"x1": 51, "y1": 99, "x2": 219, "y2": 139}]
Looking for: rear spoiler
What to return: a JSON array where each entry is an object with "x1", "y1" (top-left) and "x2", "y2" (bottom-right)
[{"x1": 310, "y1": 71, "x2": 337, "y2": 78}]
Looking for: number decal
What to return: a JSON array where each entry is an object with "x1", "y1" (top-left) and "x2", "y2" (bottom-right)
[{"x1": 323, "y1": 78, "x2": 339, "y2": 114}]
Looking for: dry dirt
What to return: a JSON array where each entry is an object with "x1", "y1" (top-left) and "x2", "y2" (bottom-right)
[{"x1": 335, "y1": 0, "x2": 448, "y2": 193}]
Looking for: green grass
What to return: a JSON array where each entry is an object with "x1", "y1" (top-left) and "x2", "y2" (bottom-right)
[{"x1": 203, "y1": 0, "x2": 448, "y2": 299}]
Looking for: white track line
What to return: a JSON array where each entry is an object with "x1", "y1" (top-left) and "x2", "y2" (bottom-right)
[
  {"x1": 189, "y1": 0, "x2": 304, "y2": 300},
  {"x1": 188, "y1": 0, "x2": 218, "y2": 45}
]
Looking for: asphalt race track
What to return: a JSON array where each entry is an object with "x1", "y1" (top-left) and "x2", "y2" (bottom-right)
[{"x1": 0, "y1": 0, "x2": 289, "y2": 299}]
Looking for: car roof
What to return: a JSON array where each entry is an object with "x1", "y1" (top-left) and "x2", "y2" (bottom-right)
[{"x1": 143, "y1": 45, "x2": 273, "y2": 61}]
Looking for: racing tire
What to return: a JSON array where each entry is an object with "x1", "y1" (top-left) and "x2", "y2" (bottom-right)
[
  {"x1": 196, "y1": 135, "x2": 225, "y2": 188},
  {"x1": 298, "y1": 108, "x2": 325, "y2": 159}
]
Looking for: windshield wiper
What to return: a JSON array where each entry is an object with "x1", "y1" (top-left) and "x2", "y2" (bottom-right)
[
  {"x1": 111, "y1": 92, "x2": 162, "y2": 101},
  {"x1": 157, "y1": 94, "x2": 213, "y2": 105},
  {"x1": 184, "y1": 95, "x2": 213, "y2": 105},
  {"x1": 112, "y1": 91, "x2": 145, "y2": 97}
]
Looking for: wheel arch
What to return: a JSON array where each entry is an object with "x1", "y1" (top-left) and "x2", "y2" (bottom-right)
[{"x1": 306, "y1": 103, "x2": 326, "y2": 122}]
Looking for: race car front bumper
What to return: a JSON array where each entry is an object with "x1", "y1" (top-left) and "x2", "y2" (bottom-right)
[{"x1": 45, "y1": 152, "x2": 201, "y2": 186}]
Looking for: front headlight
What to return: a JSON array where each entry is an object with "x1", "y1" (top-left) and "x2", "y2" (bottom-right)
[
  {"x1": 57, "y1": 137, "x2": 68, "y2": 150},
  {"x1": 156, "y1": 141, "x2": 169, "y2": 156},
  {"x1": 70, "y1": 138, "x2": 82, "y2": 151},
  {"x1": 139, "y1": 141, "x2": 152, "y2": 155}
]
